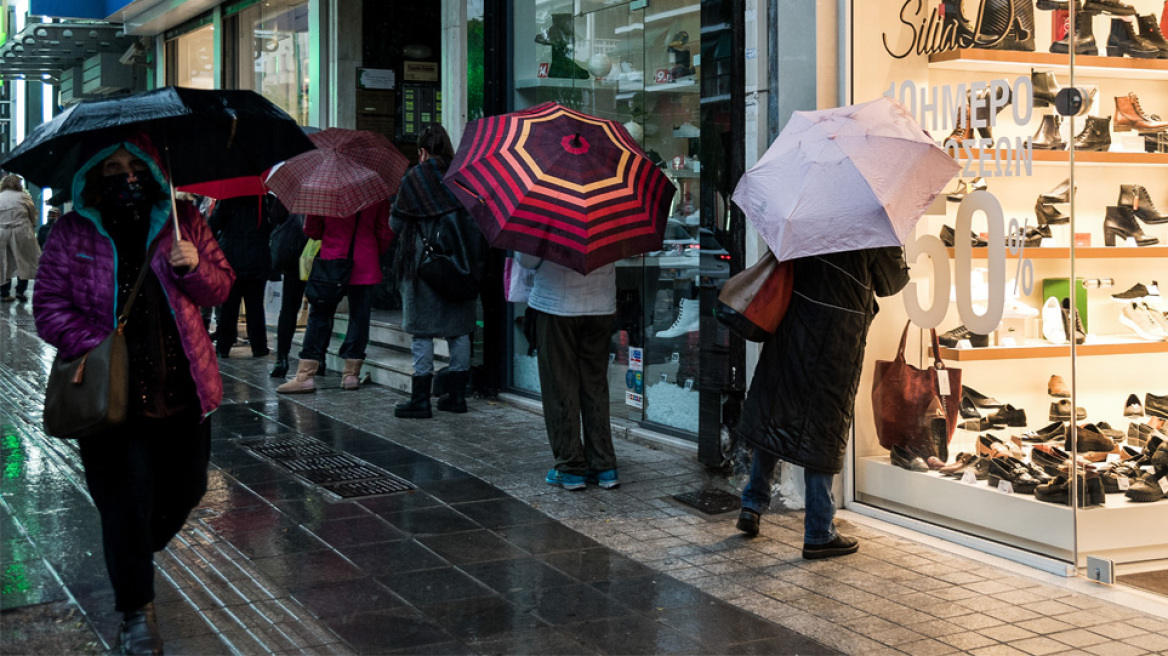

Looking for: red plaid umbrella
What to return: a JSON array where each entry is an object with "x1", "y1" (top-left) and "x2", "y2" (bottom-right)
[
  {"x1": 266, "y1": 128, "x2": 409, "y2": 217},
  {"x1": 445, "y1": 102, "x2": 676, "y2": 274}
]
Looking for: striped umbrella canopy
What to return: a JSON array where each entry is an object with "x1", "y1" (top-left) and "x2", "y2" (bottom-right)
[
  {"x1": 445, "y1": 102, "x2": 676, "y2": 274},
  {"x1": 266, "y1": 128, "x2": 409, "y2": 217}
]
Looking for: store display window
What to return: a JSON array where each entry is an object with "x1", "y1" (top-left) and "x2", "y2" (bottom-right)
[
  {"x1": 165, "y1": 18, "x2": 214, "y2": 90},
  {"x1": 508, "y1": 0, "x2": 717, "y2": 437},
  {"x1": 224, "y1": 0, "x2": 311, "y2": 126},
  {"x1": 849, "y1": 0, "x2": 1167, "y2": 595}
]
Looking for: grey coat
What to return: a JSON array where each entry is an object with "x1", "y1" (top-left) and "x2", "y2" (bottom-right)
[
  {"x1": 391, "y1": 210, "x2": 477, "y2": 338},
  {"x1": 0, "y1": 189, "x2": 41, "y2": 280}
]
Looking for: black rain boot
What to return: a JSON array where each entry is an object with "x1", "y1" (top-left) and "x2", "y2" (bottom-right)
[
  {"x1": 436, "y1": 370, "x2": 469, "y2": 414},
  {"x1": 395, "y1": 374, "x2": 433, "y2": 419},
  {"x1": 1118, "y1": 184, "x2": 1168, "y2": 223},
  {"x1": 1104, "y1": 206, "x2": 1160, "y2": 246},
  {"x1": 1072, "y1": 115, "x2": 1112, "y2": 151},
  {"x1": 269, "y1": 354, "x2": 289, "y2": 378},
  {"x1": 1051, "y1": 9, "x2": 1099, "y2": 55},
  {"x1": 1032, "y1": 114, "x2": 1065, "y2": 149},
  {"x1": 1106, "y1": 17, "x2": 1161, "y2": 57},
  {"x1": 119, "y1": 603, "x2": 164, "y2": 655}
]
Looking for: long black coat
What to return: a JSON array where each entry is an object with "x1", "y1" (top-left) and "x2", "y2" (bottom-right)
[
  {"x1": 737, "y1": 247, "x2": 910, "y2": 474},
  {"x1": 207, "y1": 195, "x2": 272, "y2": 280}
]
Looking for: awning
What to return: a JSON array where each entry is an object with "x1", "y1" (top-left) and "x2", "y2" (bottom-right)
[{"x1": 0, "y1": 20, "x2": 137, "y2": 83}]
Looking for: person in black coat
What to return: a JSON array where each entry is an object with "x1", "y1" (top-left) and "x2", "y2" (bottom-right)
[
  {"x1": 266, "y1": 195, "x2": 309, "y2": 377},
  {"x1": 207, "y1": 195, "x2": 273, "y2": 357},
  {"x1": 735, "y1": 246, "x2": 909, "y2": 559}
]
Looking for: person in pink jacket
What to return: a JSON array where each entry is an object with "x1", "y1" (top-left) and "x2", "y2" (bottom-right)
[
  {"x1": 33, "y1": 133, "x2": 234, "y2": 655},
  {"x1": 278, "y1": 199, "x2": 393, "y2": 393}
]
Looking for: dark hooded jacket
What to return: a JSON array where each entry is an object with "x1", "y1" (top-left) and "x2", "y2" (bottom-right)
[
  {"x1": 33, "y1": 135, "x2": 234, "y2": 419},
  {"x1": 207, "y1": 195, "x2": 272, "y2": 279},
  {"x1": 737, "y1": 246, "x2": 910, "y2": 474}
]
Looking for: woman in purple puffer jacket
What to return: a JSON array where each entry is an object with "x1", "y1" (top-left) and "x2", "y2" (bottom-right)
[{"x1": 33, "y1": 133, "x2": 233, "y2": 656}]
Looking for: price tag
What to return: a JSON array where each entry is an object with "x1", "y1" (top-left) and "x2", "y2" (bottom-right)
[
  {"x1": 1001, "y1": 336, "x2": 1017, "y2": 347},
  {"x1": 660, "y1": 373, "x2": 669, "y2": 383},
  {"x1": 937, "y1": 369, "x2": 951, "y2": 397},
  {"x1": 957, "y1": 339, "x2": 973, "y2": 350},
  {"x1": 1117, "y1": 476, "x2": 1130, "y2": 491},
  {"x1": 961, "y1": 470, "x2": 978, "y2": 485},
  {"x1": 1159, "y1": 476, "x2": 1168, "y2": 494},
  {"x1": 684, "y1": 379, "x2": 694, "y2": 390},
  {"x1": 1040, "y1": 237, "x2": 1057, "y2": 248},
  {"x1": 671, "y1": 352, "x2": 680, "y2": 364},
  {"x1": 997, "y1": 479, "x2": 1014, "y2": 494}
]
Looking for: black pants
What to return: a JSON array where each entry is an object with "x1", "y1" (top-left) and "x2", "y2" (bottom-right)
[
  {"x1": 276, "y1": 271, "x2": 307, "y2": 357},
  {"x1": 300, "y1": 284, "x2": 374, "y2": 362},
  {"x1": 535, "y1": 312, "x2": 618, "y2": 476},
  {"x1": 79, "y1": 408, "x2": 211, "y2": 612},
  {"x1": 217, "y1": 277, "x2": 268, "y2": 356},
  {"x1": 0, "y1": 278, "x2": 29, "y2": 296}
]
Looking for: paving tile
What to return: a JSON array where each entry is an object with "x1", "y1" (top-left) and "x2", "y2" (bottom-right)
[
  {"x1": 898, "y1": 638, "x2": 961, "y2": 656},
  {"x1": 977, "y1": 624, "x2": 1039, "y2": 643},
  {"x1": 1015, "y1": 616, "x2": 1076, "y2": 635},
  {"x1": 472, "y1": 626, "x2": 597, "y2": 655},
  {"x1": 539, "y1": 547, "x2": 655, "y2": 584},
  {"x1": 903, "y1": 618, "x2": 966, "y2": 637},
  {"x1": 376, "y1": 567, "x2": 494, "y2": 607},
  {"x1": 450, "y1": 498, "x2": 555, "y2": 529},
  {"x1": 304, "y1": 514, "x2": 405, "y2": 548},
  {"x1": 250, "y1": 550, "x2": 364, "y2": 589},
  {"x1": 656, "y1": 601, "x2": 800, "y2": 647},
  {"x1": 1081, "y1": 643, "x2": 1149, "y2": 656},
  {"x1": 591, "y1": 575, "x2": 716, "y2": 618},
  {"x1": 561, "y1": 615, "x2": 706, "y2": 655},
  {"x1": 416, "y1": 530, "x2": 530, "y2": 566},
  {"x1": 869, "y1": 626, "x2": 928, "y2": 647},
  {"x1": 325, "y1": 609, "x2": 455, "y2": 653},
  {"x1": 418, "y1": 595, "x2": 547, "y2": 642},
  {"x1": 289, "y1": 577, "x2": 405, "y2": 619},
  {"x1": 970, "y1": 645, "x2": 1030, "y2": 656},
  {"x1": 1011, "y1": 635, "x2": 1084, "y2": 655},
  {"x1": 1051, "y1": 628, "x2": 1112, "y2": 648},
  {"x1": 339, "y1": 539, "x2": 448, "y2": 577},
  {"x1": 378, "y1": 506, "x2": 480, "y2": 536},
  {"x1": 1121, "y1": 632, "x2": 1168, "y2": 652},
  {"x1": 938, "y1": 631, "x2": 999, "y2": 651}
]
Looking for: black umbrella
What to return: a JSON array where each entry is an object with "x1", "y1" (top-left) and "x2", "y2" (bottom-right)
[{"x1": 0, "y1": 86, "x2": 315, "y2": 194}]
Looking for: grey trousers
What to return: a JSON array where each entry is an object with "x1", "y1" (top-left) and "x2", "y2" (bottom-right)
[{"x1": 535, "y1": 311, "x2": 617, "y2": 476}]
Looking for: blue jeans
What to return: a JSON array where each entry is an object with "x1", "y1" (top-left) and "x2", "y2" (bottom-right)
[
  {"x1": 741, "y1": 446, "x2": 838, "y2": 545},
  {"x1": 299, "y1": 284, "x2": 374, "y2": 362},
  {"x1": 411, "y1": 334, "x2": 470, "y2": 375}
]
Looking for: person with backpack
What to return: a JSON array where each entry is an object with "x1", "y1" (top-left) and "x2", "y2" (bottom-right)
[{"x1": 391, "y1": 125, "x2": 486, "y2": 418}]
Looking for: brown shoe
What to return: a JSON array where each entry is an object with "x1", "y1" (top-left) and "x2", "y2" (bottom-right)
[
  {"x1": 1114, "y1": 92, "x2": 1168, "y2": 133},
  {"x1": 1047, "y1": 375, "x2": 1070, "y2": 398},
  {"x1": 341, "y1": 358, "x2": 363, "y2": 391},
  {"x1": 940, "y1": 452, "x2": 977, "y2": 476},
  {"x1": 1066, "y1": 423, "x2": 1115, "y2": 453},
  {"x1": 277, "y1": 358, "x2": 318, "y2": 394}
]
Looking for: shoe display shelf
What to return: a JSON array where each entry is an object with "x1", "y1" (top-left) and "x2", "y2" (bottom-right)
[
  {"x1": 961, "y1": 148, "x2": 1168, "y2": 165},
  {"x1": 946, "y1": 246, "x2": 1168, "y2": 258},
  {"x1": 932, "y1": 337, "x2": 1168, "y2": 360},
  {"x1": 857, "y1": 456, "x2": 1168, "y2": 565},
  {"x1": 929, "y1": 48, "x2": 1168, "y2": 81}
]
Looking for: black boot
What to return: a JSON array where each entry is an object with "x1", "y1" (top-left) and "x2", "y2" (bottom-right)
[
  {"x1": 269, "y1": 354, "x2": 289, "y2": 378},
  {"x1": 1032, "y1": 114, "x2": 1065, "y2": 150},
  {"x1": 1051, "y1": 9, "x2": 1099, "y2": 55},
  {"x1": 1031, "y1": 69, "x2": 1061, "y2": 108},
  {"x1": 395, "y1": 374, "x2": 433, "y2": 418},
  {"x1": 119, "y1": 603, "x2": 164, "y2": 655},
  {"x1": 1106, "y1": 17, "x2": 1161, "y2": 57},
  {"x1": 1104, "y1": 206, "x2": 1160, "y2": 246},
  {"x1": 436, "y1": 370, "x2": 469, "y2": 414},
  {"x1": 1118, "y1": 184, "x2": 1168, "y2": 223},
  {"x1": 1136, "y1": 14, "x2": 1168, "y2": 58},
  {"x1": 1073, "y1": 115, "x2": 1112, "y2": 151}
]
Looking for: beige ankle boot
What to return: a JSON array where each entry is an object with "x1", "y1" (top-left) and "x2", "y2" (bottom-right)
[
  {"x1": 277, "y1": 359, "x2": 318, "y2": 394},
  {"x1": 342, "y1": 359, "x2": 363, "y2": 391}
]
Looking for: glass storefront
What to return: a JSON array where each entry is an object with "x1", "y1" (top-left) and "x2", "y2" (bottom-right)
[
  {"x1": 508, "y1": 0, "x2": 737, "y2": 440},
  {"x1": 165, "y1": 20, "x2": 215, "y2": 89},
  {"x1": 224, "y1": 0, "x2": 311, "y2": 126},
  {"x1": 847, "y1": 0, "x2": 1167, "y2": 595}
]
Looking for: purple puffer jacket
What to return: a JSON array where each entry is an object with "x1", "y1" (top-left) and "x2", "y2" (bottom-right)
[{"x1": 34, "y1": 201, "x2": 234, "y2": 419}]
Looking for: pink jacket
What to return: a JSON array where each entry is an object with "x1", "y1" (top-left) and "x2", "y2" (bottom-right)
[{"x1": 304, "y1": 200, "x2": 393, "y2": 285}]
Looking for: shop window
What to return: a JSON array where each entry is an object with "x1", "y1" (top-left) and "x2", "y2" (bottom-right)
[{"x1": 223, "y1": 0, "x2": 310, "y2": 126}]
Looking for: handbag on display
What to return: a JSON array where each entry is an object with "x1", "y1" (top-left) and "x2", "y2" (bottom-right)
[
  {"x1": 43, "y1": 233, "x2": 164, "y2": 439},
  {"x1": 714, "y1": 250, "x2": 793, "y2": 343},
  {"x1": 305, "y1": 214, "x2": 361, "y2": 306},
  {"x1": 871, "y1": 321, "x2": 962, "y2": 452},
  {"x1": 417, "y1": 212, "x2": 485, "y2": 302},
  {"x1": 270, "y1": 213, "x2": 308, "y2": 272},
  {"x1": 503, "y1": 256, "x2": 535, "y2": 304}
]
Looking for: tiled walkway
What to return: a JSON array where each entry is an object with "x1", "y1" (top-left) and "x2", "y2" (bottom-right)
[{"x1": 4, "y1": 303, "x2": 1168, "y2": 655}]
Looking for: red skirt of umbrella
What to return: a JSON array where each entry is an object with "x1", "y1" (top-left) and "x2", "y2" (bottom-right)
[
  {"x1": 266, "y1": 128, "x2": 410, "y2": 217},
  {"x1": 445, "y1": 102, "x2": 676, "y2": 274}
]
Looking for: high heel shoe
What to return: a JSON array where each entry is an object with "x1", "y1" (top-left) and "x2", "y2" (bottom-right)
[
  {"x1": 1035, "y1": 199, "x2": 1069, "y2": 226},
  {"x1": 1041, "y1": 177, "x2": 1074, "y2": 203},
  {"x1": 940, "y1": 224, "x2": 988, "y2": 247},
  {"x1": 1117, "y1": 184, "x2": 1168, "y2": 224},
  {"x1": 946, "y1": 177, "x2": 986, "y2": 202},
  {"x1": 1104, "y1": 206, "x2": 1160, "y2": 246}
]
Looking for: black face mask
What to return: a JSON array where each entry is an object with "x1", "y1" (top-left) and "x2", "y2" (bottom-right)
[{"x1": 98, "y1": 172, "x2": 160, "y2": 212}]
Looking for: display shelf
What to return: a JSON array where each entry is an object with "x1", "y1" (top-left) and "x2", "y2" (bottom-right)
[
  {"x1": 932, "y1": 337, "x2": 1168, "y2": 361},
  {"x1": 945, "y1": 246, "x2": 1168, "y2": 259},
  {"x1": 663, "y1": 168, "x2": 701, "y2": 179},
  {"x1": 928, "y1": 48, "x2": 1168, "y2": 81},
  {"x1": 646, "y1": 78, "x2": 699, "y2": 94},
  {"x1": 956, "y1": 149, "x2": 1168, "y2": 166},
  {"x1": 515, "y1": 77, "x2": 617, "y2": 90}
]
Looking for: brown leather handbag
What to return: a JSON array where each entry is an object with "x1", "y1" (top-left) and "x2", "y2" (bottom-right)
[
  {"x1": 871, "y1": 321, "x2": 962, "y2": 452},
  {"x1": 714, "y1": 250, "x2": 794, "y2": 343},
  {"x1": 43, "y1": 233, "x2": 163, "y2": 439}
]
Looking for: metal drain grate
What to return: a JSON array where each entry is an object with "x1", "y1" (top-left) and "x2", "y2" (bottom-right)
[
  {"x1": 3, "y1": 316, "x2": 36, "y2": 326},
  {"x1": 324, "y1": 476, "x2": 415, "y2": 498},
  {"x1": 241, "y1": 436, "x2": 336, "y2": 459},
  {"x1": 278, "y1": 454, "x2": 388, "y2": 484}
]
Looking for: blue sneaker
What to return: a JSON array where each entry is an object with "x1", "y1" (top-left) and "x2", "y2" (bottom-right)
[
  {"x1": 586, "y1": 469, "x2": 620, "y2": 489},
  {"x1": 545, "y1": 469, "x2": 586, "y2": 491}
]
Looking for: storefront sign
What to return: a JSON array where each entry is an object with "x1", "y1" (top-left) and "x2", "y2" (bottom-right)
[
  {"x1": 358, "y1": 68, "x2": 396, "y2": 90},
  {"x1": 404, "y1": 61, "x2": 438, "y2": 82},
  {"x1": 882, "y1": 0, "x2": 1015, "y2": 58}
]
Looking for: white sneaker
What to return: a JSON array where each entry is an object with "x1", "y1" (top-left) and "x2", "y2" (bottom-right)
[
  {"x1": 1140, "y1": 303, "x2": 1168, "y2": 339},
  {"x1": 1041, "y1": 296, "x2": 1066, "y2": 344},
  {"x1": 1120, "y1": 303, "x2": 1164, "y2": 341},
  {"x1": 672, "y1": 122, "x2": 700, "y2": 138},
  {"x1": 1003, "y1": 297, "x2": 1039, "y2": 319},
  {"x1": 656, "y1": 297, "x2": 700, "y2": 338}
]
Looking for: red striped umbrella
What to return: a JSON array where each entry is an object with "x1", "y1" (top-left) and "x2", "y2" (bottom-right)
[
  {"x1": 445, "y1": 102, "x2": 676, "y2": 274},
  {"x1": 266, "y1": 128, "x2": 409, "y2": 217}
]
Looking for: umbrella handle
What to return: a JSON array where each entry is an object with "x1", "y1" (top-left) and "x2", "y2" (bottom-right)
[{"x1": 164, "y1": 144, "x2": 182, "y2": 240}]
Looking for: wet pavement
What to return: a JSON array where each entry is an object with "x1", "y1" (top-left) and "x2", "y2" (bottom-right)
[{"x1": 4, "y1": 300, "x2": 1168, "y2": 656}]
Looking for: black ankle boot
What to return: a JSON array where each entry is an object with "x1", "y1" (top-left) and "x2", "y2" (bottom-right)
[
  {"x1": 1136, "y1": 14, "x2": 1168, "y2": 58},
  {"x1": 1118, "y1": 184, "x2": 1168, "y2": 223},
  {"x1": 1104, "y1": 206, "x2": 1160, "y2": 246},
  {"x1": 1073, "y1": 115, "x2": 1112, "y2": 151},
  {"x1": 1031, "y1": 69, "x2": 1061, "y2": 108},
  {"x1": 1032, "y1": 114, "x2": 1065, "y2": 150},
  {"x1": 395, "y1": 374, "x2": 433, "y2": 418},
  {"x1": 1107, "y1": 17, "x2": 1161, "y2": 57},
  {"x1": 119, "y1": 603, "x2": 163, "y2": 655},
  {"x1": 269, "y1": 355, "x2": 289, "y2": 378},
  {"x1": 436, "y1": 370, "x2": 469, "y2": 414},
  {"x1": 1051, "y1": 9, "x2": 1099, "y2": 54}
]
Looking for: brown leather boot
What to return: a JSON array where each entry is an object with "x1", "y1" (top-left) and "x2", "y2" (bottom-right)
[
  {"x1": 1114, "y1": 92, "x2": 1168, "y2": 132},
  {"x1": 342, "y1": 359, "x2": 363, "y2": 391},
  {"x1": 277, "y1": 359, "x2": 318, "y2": 394}
]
